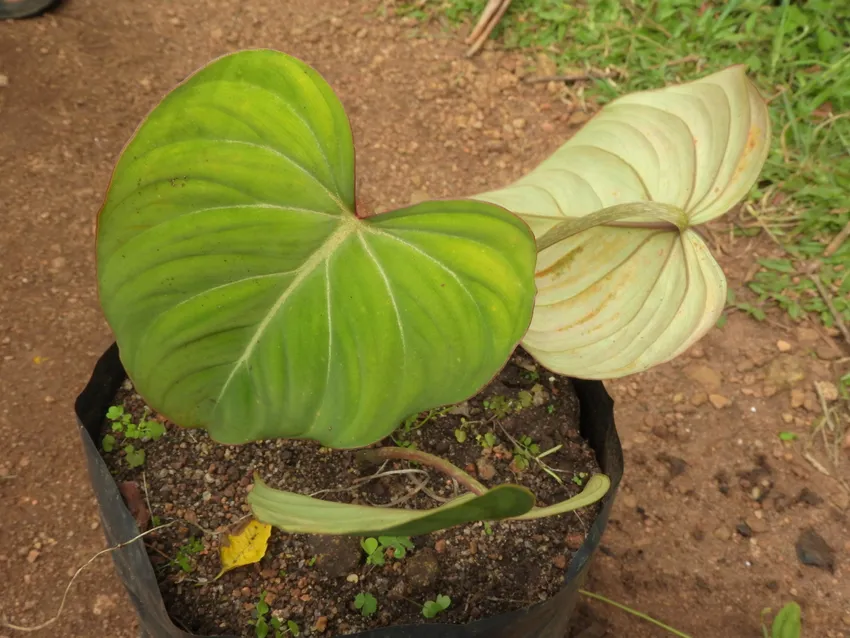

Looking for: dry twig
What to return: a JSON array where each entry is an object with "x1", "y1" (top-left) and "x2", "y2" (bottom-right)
[
  {"x1": 646, "y1": 54, "x2": 703, "y2": 71},
  {"x1": 524, "y1": 68, "x2": 625, "y2": 84},
  {"x1": 2, "y1": 523, "x2": 176, "y2": 632},
  {"x1": 824, "y1": 219, "x2": 850, "y2": 257},
  {"x1": 466, "y1": 0, "x2": 513, "y2": 57},
  {"x1": 809, "y1": 273, "x2": 850, "y2": 345}
]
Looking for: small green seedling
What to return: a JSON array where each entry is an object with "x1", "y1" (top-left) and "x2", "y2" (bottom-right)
[
  {"x1": 354, "y1": 592, "x2": 378, "y2": 617},
  {"x1": 104, "y1": 404, "x2": 166, "y2": 468},
  {"x1": 498, "y1": 424, "x2": 565, "y2": 485},
  {"x1": 779, "y1": 432, "x2": 797, "y2": 442},
  {"x1": 476, "y1": 431, "x2": 498, "y2": 450},
  {"x1": 763, "y1": 602, "x2": 801, "y2": 638},
  {"x1": 307, "y1": 555, "x2": 317, "y2": 567},
  {"x1": 546, "y1": 405, "x2": 556, "y2": 414},
  {"x1": 392, "y1": 407, "x2": 450, "y2": 448},
  {"x1": 512, "y1": 435, "x2": 541, "y2": 471},
  {"x1": 422, "y1": 594, "x2": 451, "y2": 619},
  {"x1": 124, "y1": 444, "x2": 145, "y2": 468},
  {"x1": 572, "y1": 472, "x2": 589, "y2": 487},
  {"x1": 106, "y1": 405, "x2": 166, "y2": 440},
  {"x1": 482, "y1": 395, "x2": 512, "y2": 418},
  {"x1": 106, "y1": 405, "x2": 133, "y2": 430},
  {"x1": 483, "y1": 521, "x2": 493, "y2": 536},
  {"x1": 454, "y1": 416, "x2": 476, "y2": 443},
  {"x1": 101, "y1": 433, "x2": 116, "y2": 452},
  {"x1": 253, "y1": 591, "x2": 273, "y2": 638},
  {"x1": 521, "y1": 369, "x2": 540, "y2": 382},
  {"x1": 361, "y1": 536, "x2": 414, "y2": 565},
  {"x1": 171, "y1": 536, "x2": 204, "y2": 573},
  {"x1": 252, "y1": 591, "x2": 300, "y2": 638},
  {"x1": 483, "y1": 391, "x2": 532, "y2": 418}
]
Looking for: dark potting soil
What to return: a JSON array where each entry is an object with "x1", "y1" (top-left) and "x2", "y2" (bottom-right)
[{"x1": 101, "y1": 349, "x2": 602, "y2": 637}]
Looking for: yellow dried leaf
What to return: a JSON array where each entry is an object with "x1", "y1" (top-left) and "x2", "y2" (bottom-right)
[{"x1": 216, "y1": 518, "x2": 272, "y2": 579}]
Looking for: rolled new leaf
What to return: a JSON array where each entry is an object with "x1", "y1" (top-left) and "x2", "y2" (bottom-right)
[
  {"x1": 97, "y1": 49, "x2": 537, "y2": 447},
  {"x1": 249, "y1": 472, "x2": 610, "y2": 535},
  {"x1": 249, "y1": 478, "x2": 536, "y2": 536},
  {"x1": 474, "y1": 65, "x2": 770, "y2": 378}
]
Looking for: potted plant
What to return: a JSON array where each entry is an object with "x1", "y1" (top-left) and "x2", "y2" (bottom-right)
[{"x1": 77, "y1": 50, "x2": 769, "y2": 637}]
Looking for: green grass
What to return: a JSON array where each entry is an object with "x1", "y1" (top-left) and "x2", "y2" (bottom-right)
[{"x1": 399, "y1": 0, "x2": 850, "y2": 328}]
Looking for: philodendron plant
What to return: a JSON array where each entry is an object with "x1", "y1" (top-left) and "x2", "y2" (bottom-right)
[{"x1": 96, "y1": 50, "x2": 769, "y2": 537}]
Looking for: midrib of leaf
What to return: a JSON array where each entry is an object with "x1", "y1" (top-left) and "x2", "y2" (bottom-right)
[{"x1": 213, "y1": 214, "x2": 359, "y2": 406}]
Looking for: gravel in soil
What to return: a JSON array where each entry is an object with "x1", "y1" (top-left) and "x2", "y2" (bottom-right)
[{"x1": 101, "y1": 350, "x2": 603, "y2": 637}]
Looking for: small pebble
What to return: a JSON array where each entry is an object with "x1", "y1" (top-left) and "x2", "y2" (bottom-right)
[
  {"x1": 796, "y1": 528, "x2": 835, "y2": 573},
  {"x1": 746, "y1": 516, "x2": 768, "y2": 534},
  {"x1": 713, "y1": 526, "x2": 732, "y2": 541},
  {"x1": 736, "y1": 523, "x2": 752, "y2": 538},
  {"x1": 475, "y1": 457, "x2": 496, "y2": 481},
  {"x1": 796, "y1": 488, "x2": 823, "y2": 506},
  {"x1": 815, "y1": 380, "x2": 838, "y2": 402},
  {"x1": 691, "y1": 392, "x2": 708, "y2": 407},
  {"x1": 776, "y1": 340, "x2": 792, "y2": 352},
  {"x1": 709, "y1": 394, "x2": 731, "y2": 409}
]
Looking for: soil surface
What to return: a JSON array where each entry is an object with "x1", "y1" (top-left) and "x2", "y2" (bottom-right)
[
  {"x1": 102, "y1": 352, "x2": 600, "y2": 636},
  {"x1": 1, "y1": 1, "x2": 848, "y2": 637}
]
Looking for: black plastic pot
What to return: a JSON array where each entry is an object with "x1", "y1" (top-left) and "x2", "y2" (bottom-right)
[{"x1": 76, "y1": 343, "x2": 623, "y2": 638}]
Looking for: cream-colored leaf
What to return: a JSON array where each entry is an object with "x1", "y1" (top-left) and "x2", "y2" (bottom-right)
[
  {"x1": 476, "y1": 66, "x2": 770, "y2": 225},
  {"x1": 473, "y1": 66, "x2": 768, "y2": 378},
  {"x1": 612, "y1": 65, "x2": 771, "y2": 224},
  {"x1": 216, "y1": 518, "x2": 272, "y2": 579},
  {"x1": 524, "y1": 228, "x2": 726, "y2": 377}
]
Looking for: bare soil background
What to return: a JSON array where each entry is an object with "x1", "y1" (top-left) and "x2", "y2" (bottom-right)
[{"x1": 1, "y1": 1, "x2": 847, "y2": 636}]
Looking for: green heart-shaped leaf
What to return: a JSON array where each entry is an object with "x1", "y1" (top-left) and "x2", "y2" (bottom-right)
[
  {"x1": 97, "y1": 50, "x2": 536, "y2": 447},
  {"x1": 249, "y1": 478, "x2": 535, "y2": 536}
]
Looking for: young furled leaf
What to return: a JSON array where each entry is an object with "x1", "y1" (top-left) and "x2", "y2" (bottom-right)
[{"x1": 251, "y1": 479, "x2": 534, "y2": 536}]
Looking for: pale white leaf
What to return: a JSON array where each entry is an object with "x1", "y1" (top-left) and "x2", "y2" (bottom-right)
[{"x1": 473, "y1": 66, "x2": 769, "y2": 378}]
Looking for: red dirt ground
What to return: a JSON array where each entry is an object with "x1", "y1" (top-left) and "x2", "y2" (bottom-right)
[{"x1": 1, "y1": 1, "x2": 847, "y2": 636}]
